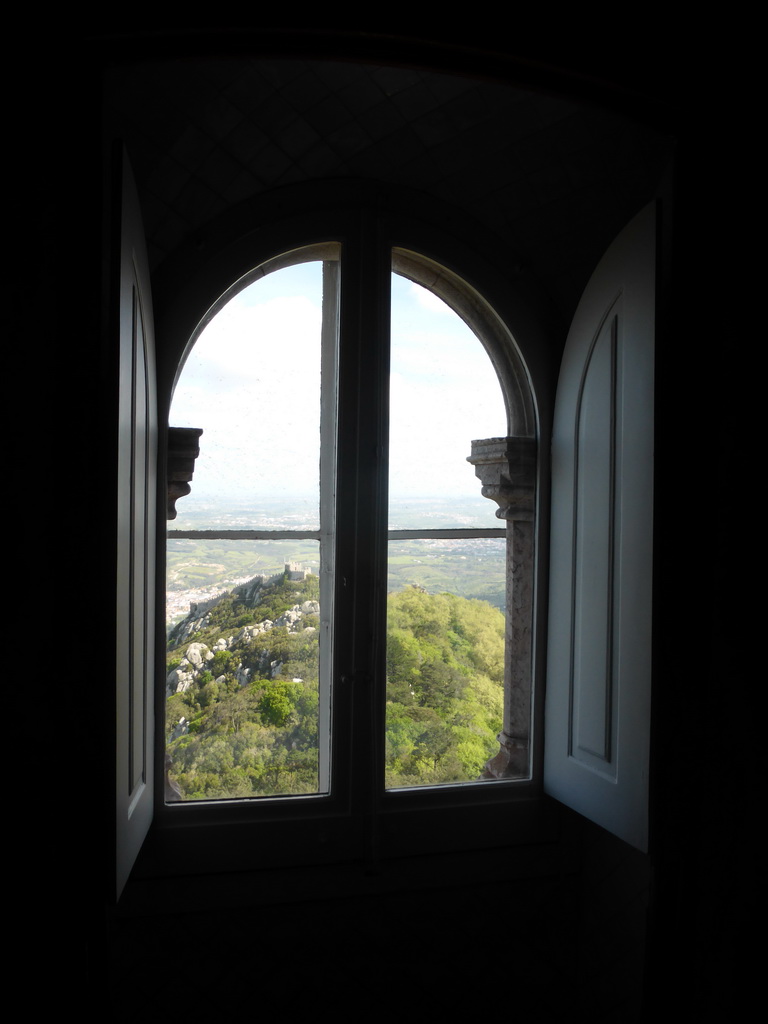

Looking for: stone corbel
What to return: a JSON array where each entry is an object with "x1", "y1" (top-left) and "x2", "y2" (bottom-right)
[
  {"x1": 466, "y1": 436, "x2": 536, "y2": 521},
  {"x1": 467, "y1": 435, "x2": 536, "y2": 779},
  {"x1": 167, "y1": 427, "x2": 203, "y2": 520}
]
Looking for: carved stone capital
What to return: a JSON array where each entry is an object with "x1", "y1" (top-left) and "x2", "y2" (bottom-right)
[
  {"x1": 167, "y1": 426, "x2": 203, "y2": 520},
  {"x1": 467, "y1": 436, "x2": 536, "y2": 520}
]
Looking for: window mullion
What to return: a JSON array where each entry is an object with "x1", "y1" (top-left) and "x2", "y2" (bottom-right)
[{"x1": 334, "y1": 215, "x2": 390, "y2": 825}]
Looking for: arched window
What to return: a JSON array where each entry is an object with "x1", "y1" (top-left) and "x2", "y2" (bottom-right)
[
  {"x1": 115, "y1": 175, "x2": 653, "y2": 896},
  {"x1": 164, "y1": 238, "x2": 538, "y2": 806}
]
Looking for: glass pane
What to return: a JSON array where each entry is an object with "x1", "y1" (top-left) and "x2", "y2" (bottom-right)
[
  {"x1": 166, "y1": 254, "x2": 337, "y2": 801},
  {"x1": 386, "y1": 268, "x2": 508, "y2": 789},
  {"x1": 166, "y1": 540, "x2": 324, "y2": 800}
]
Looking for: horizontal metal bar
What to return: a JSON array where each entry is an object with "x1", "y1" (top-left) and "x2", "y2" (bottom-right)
[
  {"x1": 168, "y1": 528, "x2": 506, "y2": 541},
  {"x1": 387, "y1": 529, "x2": 505, "y2": 539},
  {"x1": 167, "y1": 530, "x2": 322, "y2": 540}
]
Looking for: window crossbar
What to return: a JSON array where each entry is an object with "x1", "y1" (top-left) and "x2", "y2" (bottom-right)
[
  {"x1": 386, "y1": 528, "x2": 505, "y2": 540},
  {"x1": 168, "y1": 528, "x2": 505, "y2": 541},
  {"x1": 167, "y1": 530, "x2": 323, "y2": 540}
]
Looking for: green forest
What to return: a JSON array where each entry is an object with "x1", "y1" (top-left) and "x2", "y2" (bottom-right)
[{"x1": 166, "y1": 571, "x2": 505, "y2": 799}]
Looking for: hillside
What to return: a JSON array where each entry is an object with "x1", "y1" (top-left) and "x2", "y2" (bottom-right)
[{"x1": 166, "y1": 571, "x2": 504, "y2": 799}]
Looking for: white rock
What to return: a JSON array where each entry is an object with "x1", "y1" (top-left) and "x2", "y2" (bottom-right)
[{"x1": 184, "y1": 642, "x2": 213, "y2": 669}]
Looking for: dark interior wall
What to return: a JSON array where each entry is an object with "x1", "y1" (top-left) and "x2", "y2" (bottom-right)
[{"x1": 27, "y1": 27, "x2": 748, "y2": 1019}]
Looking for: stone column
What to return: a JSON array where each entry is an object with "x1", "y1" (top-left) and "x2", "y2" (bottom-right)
[{"x1": 467, "y1": 436, "x2": 536, "y2": 779}]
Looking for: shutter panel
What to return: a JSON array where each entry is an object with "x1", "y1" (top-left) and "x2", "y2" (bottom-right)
[
  {"x1": 544, "y1": 203, "x2": 655, "y2": 851},
  {"x1": 115, "y1": 150, "x2": 156, "y2": 897}
]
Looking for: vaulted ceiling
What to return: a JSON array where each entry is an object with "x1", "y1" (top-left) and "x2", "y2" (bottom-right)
[{"x1": 104, "y1": 51, "x2": 674, "y2": 326}]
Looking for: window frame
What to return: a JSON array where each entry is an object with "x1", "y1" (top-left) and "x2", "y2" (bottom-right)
[
  {"x1": 167, "y1": 244, "x2": 341, "y2": 800},
  {"x1": 144, "y1": 196, "x2": 553, "y2": 880}
]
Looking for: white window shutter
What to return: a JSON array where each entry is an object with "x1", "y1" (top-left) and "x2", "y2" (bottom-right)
[
  {"x1": 544, "y1": 203, "x2": 655, "y2": 851},
  {"x1": 115, "y1": 150, "x2": 157, "y2": 897}
]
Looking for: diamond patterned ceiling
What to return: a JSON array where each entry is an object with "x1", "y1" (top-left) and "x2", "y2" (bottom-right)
[{"x1": 105, "y1": 56, "x2": 673, "y2": 322}]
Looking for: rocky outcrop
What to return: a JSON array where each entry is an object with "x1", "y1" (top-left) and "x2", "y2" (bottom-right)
[
  {"x1": 166, "y1": 598, "x2": 321, "y2": 697},
  {"x1": 166, "y1": 641, "x2": 214, "y2": 694},
  {"x1": 167, "y1": 609, "x2": 214, "y2": 648}
]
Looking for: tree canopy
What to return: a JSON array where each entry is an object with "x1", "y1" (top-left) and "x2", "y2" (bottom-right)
[{"x1": 166, "y1": 575, "x2": 504, "y2": 799}]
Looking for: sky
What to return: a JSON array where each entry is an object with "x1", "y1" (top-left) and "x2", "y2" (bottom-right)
[{"x1": 170, "y1": 260, "x2": 506, "y2": 517}]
